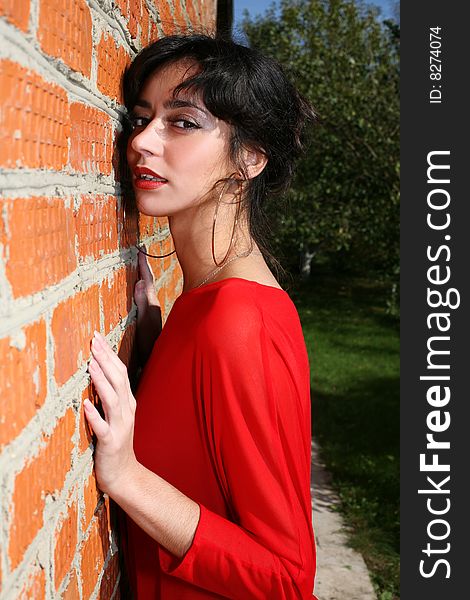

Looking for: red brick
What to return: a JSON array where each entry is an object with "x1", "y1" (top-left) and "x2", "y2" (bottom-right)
[
  {"x1": 170, "y1": 262, "x2": 183, "y2": 297},
  {"x1": 185, "y1": 0, "x2": 201, "y2": 27},
  {"x1": 114, "y1": 0, "x2": 127, "y2": 18},
  {"x1": 157, "y1": 2, "x2": 175, "y2": 35},
  {"x1": 0, "y1": 320, "x2": 47, "y2": 448},
  {"x1": 1, "y1": 197, "x2": 76, "y2": 298},
  {"x1": 83, "y1": 471, "x2": 101, "y2": 530},
  {"x1": 101, "y1": 264, "x2": 138, "y2": 334},
  {"x1": 18, "y1": 564, "x2": 46, "y2": 599},
  {"x1": 99, "y1": 552, "x2": 119, "y2": 598},
  {"x1": 137, "y1": 241, "x2": 164, "y2": 283},
  {"x1": 173, "y1": 0, "x2": 188, "y2": 30},
  {"x1": 204, "y1": 0, "x2": 217, "y2": 31},
  {"x1": 138, "y1": 213, "x2": 158, "y2": 238},
  {"x1": 118, "y1": 200, "x2": 138, "y2": 250},
  {"x1": 9, "y1": 409, "x2": 75, "y2": 570},
  {"x1": 165, "y1": 265, "x2": 179, "y2": 302},
  {"x1": 0, "y1": 0, "x2": 30, "y2": 31},
  {"x1": 96, "y1": 33, "x2": 131, "y2": 103},
  {"x1": 146, "y1": 229, "x2": 176, "y2": 272},
  {"x1": 38, "y1": 0, "x2": 92, "y2": 77},
  {"x1": 81, "y1": 504, "x2": 110, "y2": 599},
  {"x1": 75, "y1": 195, "x2": 119, "y2": 261},
  {"x1": 149, "y1": 18, "x2": 160, "y2": 42},
  {"x1": 0, "y1": 199, "x2": 6, "y2": 244},
  {"x1": 54, "y1": 502, "x2": 78, "y2": 590},
  {"x1": 62, "y1": 570, "x2": 80, "y2": 599},
  {"x1": 0, "y1": 60, "x2": 70, "y2": 169},
  {"x1": 157, "y1": 286, "x2": 167, "y2": 317},
  {"x1": 128, "y1": 0, "x2": 140, "y2": 39},
  {"x1": 141, "y1": 1, "x2": 150, "y2": 44},
  {"x1": 52, "y1": 285, "x2": 100, "y2": 386},
  {"x1": 70, "y1": 104, "x2": 113, "y2": 175}
]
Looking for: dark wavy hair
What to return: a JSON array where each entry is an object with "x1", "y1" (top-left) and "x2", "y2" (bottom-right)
[{"x1": 121, "y1": 33, "x2": 316, "y2": 282}]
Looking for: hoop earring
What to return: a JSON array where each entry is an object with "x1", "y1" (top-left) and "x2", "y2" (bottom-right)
[
  {"x1": 122, "y1": 203, "x2": 176, "y2": 259},
  {"x1": 211, "y1": 179, "x2": 243, "y2": 267},
  {"x1": 137, "y1": 216, "x2": 177, "y2": 259},
  {"x1": 136, "y1": 242, "x2": 176, "y2": 259}
]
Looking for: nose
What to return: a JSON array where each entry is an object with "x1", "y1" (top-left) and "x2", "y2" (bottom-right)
[{"x1": 130, "y1": 120, "x2": 164, "y2": 157}]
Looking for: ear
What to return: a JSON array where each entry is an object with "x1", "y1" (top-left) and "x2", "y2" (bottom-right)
[{"x1": 240, "y1": 146, "x2": 268, "y2": 180}]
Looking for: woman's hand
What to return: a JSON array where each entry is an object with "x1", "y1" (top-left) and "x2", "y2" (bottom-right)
[
  {"x1": 134, "y1": 248, "x2": 162, "y2": 366},
  {"x1": 85, "y1": 331, "x2": 201, "y2": 558},
  {"x1": 84, "y1": 331, "x2": 138, "y2": 497}
]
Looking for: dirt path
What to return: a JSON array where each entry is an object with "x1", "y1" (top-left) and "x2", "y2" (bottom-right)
[{"x1": 311, "y1": 440, "x2": 377, "y2": 600}]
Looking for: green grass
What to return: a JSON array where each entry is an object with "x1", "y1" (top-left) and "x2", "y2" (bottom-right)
[{"x1": 290, "y1": 272, "x2": 400, "y2": 600}]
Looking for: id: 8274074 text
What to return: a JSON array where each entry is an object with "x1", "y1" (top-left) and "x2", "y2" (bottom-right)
[{"x1": 429, "y1": 27, "x2": 443, "y2": 104}]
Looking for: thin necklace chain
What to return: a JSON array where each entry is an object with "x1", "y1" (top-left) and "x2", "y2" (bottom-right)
[{"x1": 195, "y1": 248, "x2": 255, "y2": 289}]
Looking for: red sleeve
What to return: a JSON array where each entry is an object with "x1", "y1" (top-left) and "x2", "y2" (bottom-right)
[{"x1": 157, "y1": 293, "x2": 316, "y2": 598}]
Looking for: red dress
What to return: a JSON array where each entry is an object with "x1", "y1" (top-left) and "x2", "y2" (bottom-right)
[{"x1": 124, "y1": 277, "x2": 317, "y2": 599}]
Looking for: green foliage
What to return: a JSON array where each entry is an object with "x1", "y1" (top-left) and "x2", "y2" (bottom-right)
[{"x1": 242, "y1": 0, "x2": 400, "y2": 304}]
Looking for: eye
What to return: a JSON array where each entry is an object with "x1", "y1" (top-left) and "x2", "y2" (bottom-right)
[
  {"x1": 172, "y1": 119, "x2": 200, "y2": 130},
  {"x1": 128, "y1": 115, "x2": 149, "y2": 130}
]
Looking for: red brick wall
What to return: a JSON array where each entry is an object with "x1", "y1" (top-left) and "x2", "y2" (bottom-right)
[{"x1": 0, "y1": 1, "x2": 216, "y2": 597}]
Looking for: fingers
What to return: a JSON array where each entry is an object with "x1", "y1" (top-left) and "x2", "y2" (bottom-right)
[
  {"x1": 134, "y1": 279, "x2": 148, "y2": 303},
  {"x1": 138, "y1": 247, "x2": 155, "y2": 284},
  {"x1": 84, "y1": 399, "x2": 110, "y2": 439},
  {"x1": 88, "y1": 357, "x2": 119, "y2": 424},
  {"x1": 92, "y1": 333, "x2": 128, "y2": 381},
  {"x1": 90, "y1": 332, "x2": 134, "y2": 410}
]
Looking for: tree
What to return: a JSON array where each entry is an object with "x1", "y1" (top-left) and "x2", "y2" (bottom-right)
[{"x1": 242, "y1": 0, "x2": 399, "y2": 294}]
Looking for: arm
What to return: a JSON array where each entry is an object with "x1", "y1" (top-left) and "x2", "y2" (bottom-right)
[
  {"x1": 84, "y1": 331, "x2": 198, "y2": 558},
  {"x1": 152, "y1": 311, "x2": 316, "y2": 598},
  {"x1": 109, "y1": 462, "x2": 200, "y2": 559}
]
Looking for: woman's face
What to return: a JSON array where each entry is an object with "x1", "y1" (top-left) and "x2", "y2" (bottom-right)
[{"x1": 126, "y1": 61, "x2": 233, "y2": 217}]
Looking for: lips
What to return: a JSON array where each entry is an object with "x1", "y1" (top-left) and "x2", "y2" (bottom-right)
[{"x1": 133, "y1": 166, "x2": 168, "y2": 190}]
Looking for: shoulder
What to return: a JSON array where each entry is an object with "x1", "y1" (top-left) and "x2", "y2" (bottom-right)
[
  {"x1": 185, "y1": 278, "x2": 302, "y2": 358},
  {"x1": 198, "y1": 281, "x2": 264, "y2": 352}
]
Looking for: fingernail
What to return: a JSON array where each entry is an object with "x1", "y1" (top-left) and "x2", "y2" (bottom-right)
[
  {"x1": 91, "y1": 338, "x2": 102, "y2": 352},
  {"x1": 93, "y1": 330, "x2": 101, "y2": 339}
]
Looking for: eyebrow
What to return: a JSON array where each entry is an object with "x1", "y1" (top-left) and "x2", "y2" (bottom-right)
[{"x1": 134, "y1": 98, "x2": 208, "y2": 115}]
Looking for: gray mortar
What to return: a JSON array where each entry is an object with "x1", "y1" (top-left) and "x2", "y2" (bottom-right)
[
  {"x1": 0, "y1": 2, "x2": 193, "y2": 595},
  {"x1": 0, "y1": 246, "x2": 136, "y2": 328},
  {"x1": 0, "y1": 19, "x2": 125, "y2": 121},
  {"x1": 0, "y1": 312, "x2": 139, "y2": 598},
  {"x1": 0, "y1": 172, "x2": 121, "y2": 195}
]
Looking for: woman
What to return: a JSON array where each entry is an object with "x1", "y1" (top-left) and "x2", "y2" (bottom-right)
[{"x1": 84, "y1": 34, "x2": 318, "y2": 599}]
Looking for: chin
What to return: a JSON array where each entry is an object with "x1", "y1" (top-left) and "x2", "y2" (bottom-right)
[
  {"x1": 136, "y1": 205, "x2": 170, "y2": 218},
  {"x1": 134, "y1": 194, "x2": 170, "y2": 218},
  {"x1": 135, "y1": 195, "x2": 196, "y2": 219}
]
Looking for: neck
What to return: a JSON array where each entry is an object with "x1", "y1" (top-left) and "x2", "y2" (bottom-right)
[{"x1": 168, "y1": 201, "x2": 256, "y2": 293}]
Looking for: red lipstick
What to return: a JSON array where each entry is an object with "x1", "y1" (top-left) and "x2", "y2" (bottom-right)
[{"x1": 134, "y1": 166, "x2": 168, "y2": 190}]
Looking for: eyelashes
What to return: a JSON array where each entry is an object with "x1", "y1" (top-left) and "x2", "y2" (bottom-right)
[
  {"x1": 128, "y1": 116, "x2": 149, "y2": 129},
  {"x1": 127, "y1": 114, "x2": 201, "y2": 132},
  {"x1": 171, "y1": 119, "x2": 201, "y2": 130}
]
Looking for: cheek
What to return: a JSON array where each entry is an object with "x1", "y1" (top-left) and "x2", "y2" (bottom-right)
[{"x1": 174, "y1": 140, "x2": 230, "y2": 179}]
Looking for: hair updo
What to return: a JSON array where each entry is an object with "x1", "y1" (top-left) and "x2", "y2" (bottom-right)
[{"x1": 122, "y1": 33, "x2": 316, "y2": 281}]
